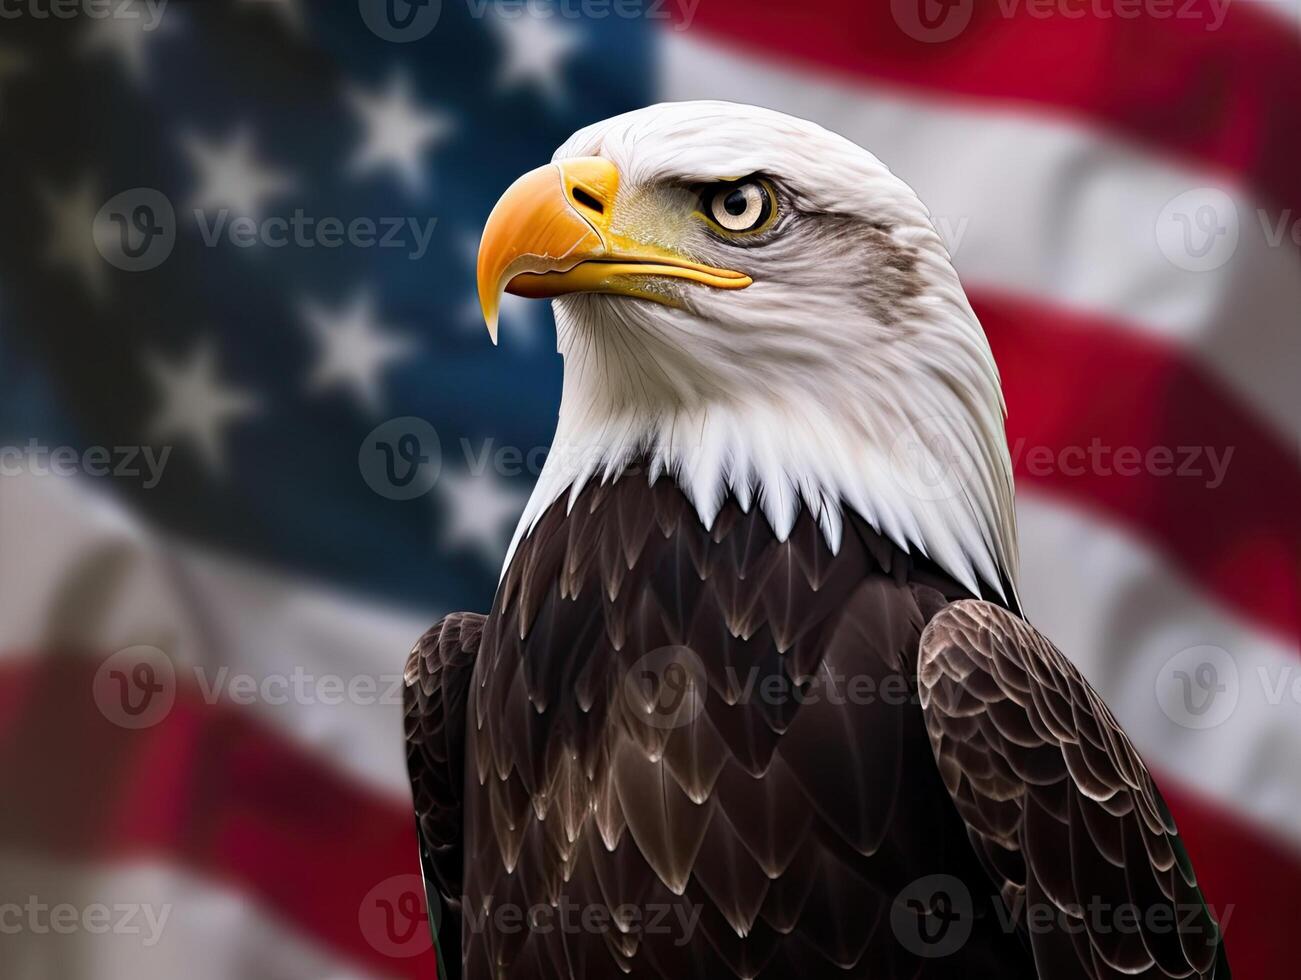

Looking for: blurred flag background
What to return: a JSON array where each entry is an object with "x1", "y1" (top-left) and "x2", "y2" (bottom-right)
[{"x1": 0, "y1": 0, "x2": 1297, "y2": 977}]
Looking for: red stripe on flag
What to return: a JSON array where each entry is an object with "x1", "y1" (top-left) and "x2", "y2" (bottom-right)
[
  {"x1": 0, "y1": 655, "x2": 437, "y2": 979},
  {"x1": 671, "y1": 0, "x2": 1301, "y2": 221},
  {"x1": 974, "y1": 289, "x2": 1300, "y2": 641},
  {"x1": 1, "y1": 653, "x2": 1295, "y2": 978}
]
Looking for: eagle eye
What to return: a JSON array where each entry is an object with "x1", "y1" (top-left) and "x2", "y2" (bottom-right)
[{"x1": 702, "y1": 179, "x2": 775, "y2": 235}]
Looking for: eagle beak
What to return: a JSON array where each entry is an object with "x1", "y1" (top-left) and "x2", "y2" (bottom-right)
[{"x1": 476, "y1": 156, "x2": 752, "y2": 343}]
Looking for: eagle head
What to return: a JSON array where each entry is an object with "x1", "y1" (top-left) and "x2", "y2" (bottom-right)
[{"x1": 477, "y1": 100, "x2": 1017, "y2": 602}]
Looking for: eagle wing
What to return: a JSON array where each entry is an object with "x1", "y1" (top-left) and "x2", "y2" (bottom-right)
[
  {"x1": 918, "y1": 599, "x2": 1230, "y2": 980},
  {"x1": 404, "y1": 611, "x2": 484, "y2": 977}
]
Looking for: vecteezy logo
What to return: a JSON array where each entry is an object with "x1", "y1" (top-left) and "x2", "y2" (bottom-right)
[
  {"x1": 890, "y1": 874, "x2": 973, "y2": 958},
  {"x1": 890, "y1": 0, "x2": 974, "y2": 43},
  {"x1": 358, "y1": 417, "x2": 442, "y2": 500},
  {"x1": 358, "y1": 0, "x2": 441, "y2": 43},
  {"x1": 622, "y1": 646, "x2": 708, "y2": 731},
  {"x1": 359, "y1": 874, "x2": 432, "y2": 958},
  {"x1": 1155, "y1": 188, "x2": 1240, "y2": 272},
  {"x1": 94, "y1": 188, "x2": 176, "y2": 272},
  {"x1": 1156, "y1": 645, "x2": 1239, "y2": 730},
  {"x1": 93, "y1": 645, "x2": 177, "y2": 730},
  {"x1": 889, "y1": 414, "x2": 976, "y2": 503}
]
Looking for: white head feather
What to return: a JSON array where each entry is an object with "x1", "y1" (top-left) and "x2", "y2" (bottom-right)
[{"x1": 504, "y1": 100, "x2": 1018, "y2": 602}]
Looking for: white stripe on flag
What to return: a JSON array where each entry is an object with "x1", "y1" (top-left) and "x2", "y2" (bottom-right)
[
  {"x1": 661, "y1": 33, "x2": 1301, "y2": 441},
  {"x1": 1017, "y1": 490, "x2": 1301, "y2": 849},
  {"x1": 0, "y1": 854, "x2": 380, "y2": 980},
  {"x1": 0, "y1": 468, "x2": 432, "y2": 799}
]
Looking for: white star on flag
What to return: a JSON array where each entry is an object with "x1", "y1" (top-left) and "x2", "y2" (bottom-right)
[
  {"x1": 79, "y1": 0, "x2": 175, "y2": 85},
  {"x1": 298, "y1": 290, "x2": 416, "y2": 414},
  {"x1": 490, "y1": 8, "x2": 583, "y2": 105},
  {"x1": 345, "y1": 71, "x2": 453, "y2": 197},
  {"x1": 40, "y1": 174, "x2": 107, "y2": 302},
  {"x1": 145, "y1": 339, "x2": 261, "y2": 474},
  {"x1": 436, "y1": 469, "x2": 531, "y2": 567},
  {"x1": 182, "y1": 126, "x2": 297, "y2": 220}
]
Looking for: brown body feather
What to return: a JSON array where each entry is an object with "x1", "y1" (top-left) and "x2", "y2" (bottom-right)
[{"x1": 405, "y1": 471, "x2": 1227, "y2": 979}]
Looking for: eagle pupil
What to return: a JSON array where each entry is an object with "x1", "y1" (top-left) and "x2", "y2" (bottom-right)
[{"x1": 724, "y1": 190, "x2": 749, "y2": 216}]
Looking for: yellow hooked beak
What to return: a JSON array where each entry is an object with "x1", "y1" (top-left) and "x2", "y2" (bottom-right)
[{"x1": 476, "y1": 156, "x2": 752, "y2": 343}]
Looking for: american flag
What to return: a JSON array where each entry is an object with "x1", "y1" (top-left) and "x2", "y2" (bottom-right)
[{"x1": 0, "y1": 0, "x2": 1296, "y2": 976}]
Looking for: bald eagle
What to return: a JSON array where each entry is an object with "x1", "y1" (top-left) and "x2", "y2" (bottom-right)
[{"x1": 404, "y1": 102, "x2": 1229, "y2": 979}]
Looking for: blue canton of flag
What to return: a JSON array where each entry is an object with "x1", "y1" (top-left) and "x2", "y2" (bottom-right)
[{"x1": 3, "y1": 0, "x2": 654, "y2": 615}]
